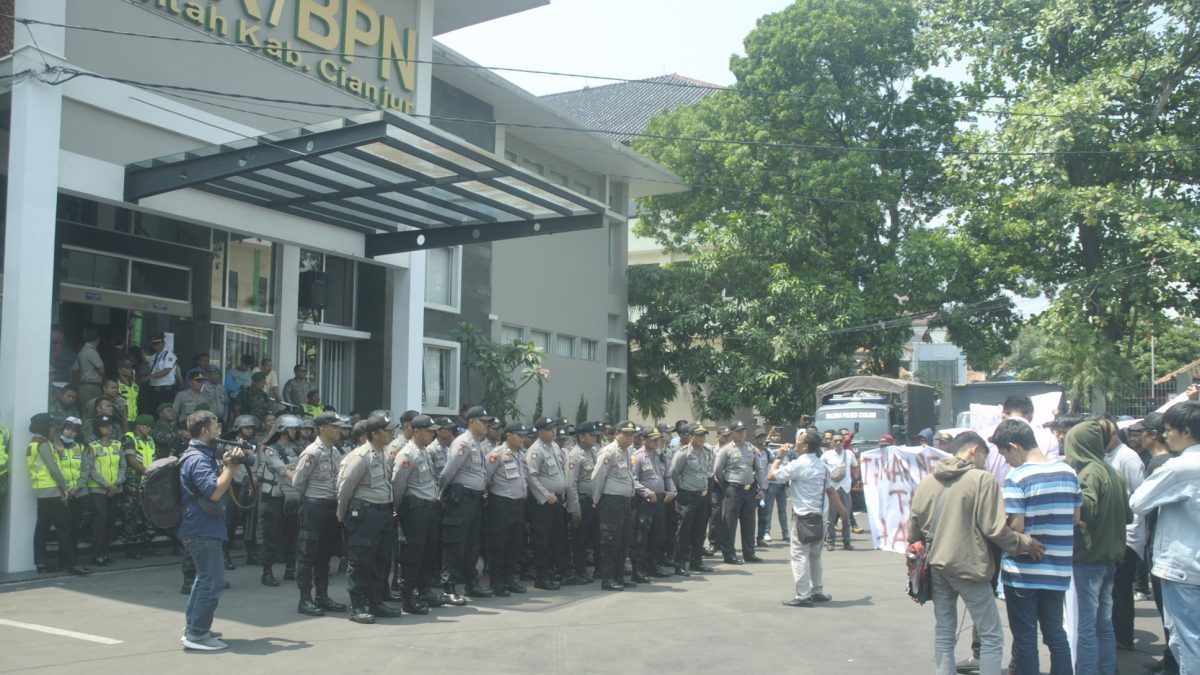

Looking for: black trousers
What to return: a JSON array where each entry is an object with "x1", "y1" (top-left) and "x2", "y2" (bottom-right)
[
  {"x1": 35, "y1": 497, "x2": 76, "y2": 568},
  {"x1": 440, "y1": 484, "x2": 482, "y2": 585},
  {"x1": 631, "y1": 496, "x2": 665, "y2": 572},
  {"x1": 343, "y1": 501, "x2": 393, "y2": 607},
  {"x1": 1111, "y1": 545, "x2": 1140, "y2": 645},
  {"x1": 424, "y1": 501, "x2": 442, "y2": 589},
  {"x1": 596, "y1": 494, "x2": 632, "y2": 580},
  {"x1": 259, "y1": 495, "x2": 298, "y2": 569},
  {"x1": 707, "y1": 478, "x2": 724, "y2": 546},
  {"x1": 296, "y1": 498, "x2": 340, "y2": 598},
  {"x1": 397, "y1": 496, "x2": 436, "y2": 593},
  {"x1": 484, "y1": 495, "x2": 525, "y2": 584},
  {"x1": 673, "y1": 489, "x2": 709, "y2": 565},
  {"x1": 528, "y1": 500, "x2": 569, "y2": 579},
  {"x1": 89, "y1": 492, "x2": 117, "y2": 558},
  {"x1": 569, "y1": 496, "x2": 597, "y2": 574},
  {"x1": 721, "y1": 484, "x2": 757, "y2": 557}
]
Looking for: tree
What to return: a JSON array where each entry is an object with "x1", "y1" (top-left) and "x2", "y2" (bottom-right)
[
  {"x1": 923, "y1": 0, "x2": 1200, "y2": 408},
  {"x1": 453, "y1": 324, "x2": 547, "y2": 422},
  {"x1": 630, "y1": 0, "x2": 1015, "y2": 421},
  {"x1": 575, "y1": 394, "x2": 589, "y2": 424}
]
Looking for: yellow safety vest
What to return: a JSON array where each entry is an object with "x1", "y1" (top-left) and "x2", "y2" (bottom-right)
[
  {"x1": 119, "y1": 380, "x2": 140, "y2": 422},
  {"x1": 302, "y1": 404, "x2": 322, "y2": 418},
  {"x1": 87, "y1": 439, "x2": 122, "y2": 488},
  {"x1": 60, "y1": 444, "x2": 84, "y2": 490},
  {"x1": 124, "y1": 431, "x2": 156, "y2": 470},
  {"x1": 27, "y1": 439, "x2": 58, "y2": 490}
]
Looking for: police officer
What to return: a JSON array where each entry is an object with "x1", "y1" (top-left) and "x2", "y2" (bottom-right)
[
  {"x1": 526, "y1": 416, "x2": 570, "y2": 589},
  {"x1": 591, "y1": 420, "x2": 638, "y2": 591},
  {"x1": 565, "y1": 421, "x2": 602, "y2": 584},
  {"x1": 631, "y1": 428, "x2": 676, "y2": 581},
  {"x1": 233, "y1": 371, "x2": 272, "y2": 421},
  {"x1": 385, "y1": 410, "x2": 418, "y2": 592},
  {"x1": 292, "y1": 412, "x2": 349, "y2": 617},
  {"x1": 714, "y1": 421, "x2": 764, "y2": 564},
  {"x1": 120, "y1": 414, "x2": 158, "y2": 559},
  {"x1": 336, "y1": 415, "x2": 401, "y2": 623},
  {"x1": 390, "y1": 414, "x2": 442, "y2": 614},
  {"x1": 424, "y1": 417, "x2": 455, "y2": 599},
  {"x1": 260, "y1": 414, "x2": 303, "y2": 586},
  {"x1": 656, "y1": 423, "x2": 679, "y2": 568},
  {"x1": 669, "y1": 423, "x2": 715, "y2": 575},
  {"x1": 116, "y1": 359, "x2": 140, "y2": 426},
  {"x1": 707, "y1": 425, "x2": 730, "y2": 555},
  {"x1": 28, "y1": 413, "x2": 90, "y2": 575},
  {"x1": 87, "y1": 415, "x2": 124, "y2": 566},
  {"x1": 437, "y1": 406, "x2": 495, "y2": 603},
  {"x1": 483, "y1": 422, "x2": 532, "y2": 597}
]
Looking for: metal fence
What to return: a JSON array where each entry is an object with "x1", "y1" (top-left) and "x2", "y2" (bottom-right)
[{"x1": 1114, "y1": 380, "x2": 1178, "y2": 419}]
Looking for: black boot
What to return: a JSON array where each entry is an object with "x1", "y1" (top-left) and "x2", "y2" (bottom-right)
[
  {"x1": 403, "y1": 594, "x2": 430, "y2": 615},
  {"x1": 631, "y1": 570, "x2": 651, "y2": 584},
  {"x1": 349, "y1": 605, "x2": 375, "y2": 624},
  {"x1": 261, "y1": 566, "x2": 280, "y2": 587},
  {"x1": 441, "y1": 583, "x2": 467, "y2": 606},
  {"x1": 601, "y1": 578, "x2": 625, "y2": 591},
  {"x1": 297, "y1": 597, "x2": 325, "y2": 616},
  {"x1": 504, "y1": 576, "x2": 527, "y2": 594},
  {"x1": 282, "y1": 566, "x2": 296, "y2": 581},
  {"x1": 534, "y1": 576, "x2": 561, "y2": 590},
  {"x1": 369, "y1": 601, "x2": 402, "y2": 618},
  {"x1": 180, "y1": 578, "x2": 195, "y2": 595},
  {"x1": 419, "y1": 588, "x2": 445, "y2": 607},
  {"x1": 316, "y1": 592, "x2": 347, "y2": 613},
  {"x1": 465, "y1": 582, "x2": 494, "y2": 598}
]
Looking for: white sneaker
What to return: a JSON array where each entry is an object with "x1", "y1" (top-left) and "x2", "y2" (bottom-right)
[
  {"x1": 181, "y1": 635, "x2": 228, "y2": 651},
  {"x1": 763, "y1": 534, "x2": 772, "y2": 543}
]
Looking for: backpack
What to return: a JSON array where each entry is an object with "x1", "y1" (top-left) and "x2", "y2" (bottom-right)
[
  {"x1": 829, "y1": 453, "x2": 848, "y2": 482},
  {"x1": 140, "y1": 449, "x2": 200, "y2": 529}
]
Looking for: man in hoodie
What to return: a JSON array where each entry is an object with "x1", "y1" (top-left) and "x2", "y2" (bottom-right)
[
  {"x1": 1130, "y1": 401, "x2": 1200, "y2": 674},
  {"x1": 1064, "y1": 419, "x2": 1133, "y2": 675},
  {"x1": 909, "y1": 431, "x2": 1044, "y2": 675}
]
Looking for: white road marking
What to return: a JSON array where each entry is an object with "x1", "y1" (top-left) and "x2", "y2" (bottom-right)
[{"x1": 0, "y1": 618, "x2": 123, "y2": 645}]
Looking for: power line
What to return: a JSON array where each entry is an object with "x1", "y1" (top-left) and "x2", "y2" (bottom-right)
[{"x1": 5, "y1": 12, "x2": 1163, "y2": 123}]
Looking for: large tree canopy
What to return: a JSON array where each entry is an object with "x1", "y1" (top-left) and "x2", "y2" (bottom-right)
[{"x1": 630, "y1": 0, "x2": 1016, "y2": 421}]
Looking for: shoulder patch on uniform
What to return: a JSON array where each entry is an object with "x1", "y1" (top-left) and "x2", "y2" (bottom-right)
[
  {"x1": 568, "y1": 462, "x2": 575, "y2": 470},
  {"x1": 266, "y1": 448, "x2": 276, "y2": 457},
  {"x1": 304, "y1": 456, "x2": 313, "y2": 467},
  {"x1": 458, "y1": 448, "x2": 466, "y2": 455},
  {"x1": 488, "y1": 455, "x2": 497, "y2": 463},
  {"x1": 401, "y1": 460, "x2": 410, "y2": 469},
  {"x1": 603, "y1": 457, "x2": 611, "y2": 465}
]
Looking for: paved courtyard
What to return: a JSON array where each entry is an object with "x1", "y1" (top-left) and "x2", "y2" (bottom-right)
[{"x1": 0, "y1": 529, "x2": 1168, "y2": 674}]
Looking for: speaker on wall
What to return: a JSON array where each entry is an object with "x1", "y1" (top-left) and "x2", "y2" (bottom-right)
[{"x1": 298, "y1": 270, "x2": 328, "y2": 310}]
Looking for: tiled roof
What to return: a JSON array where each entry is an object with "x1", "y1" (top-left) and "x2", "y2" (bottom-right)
[
  {"x1": 540, "y1": 74, "x2": 721, "y2": 144},
  {"x1": 1155, "y1": 356, "x2": 1200, "y2": 385}
]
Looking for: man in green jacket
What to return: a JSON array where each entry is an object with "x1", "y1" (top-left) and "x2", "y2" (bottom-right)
[{"x1": 1064, "y1": 420, "x2": 1132, "y2": 675}]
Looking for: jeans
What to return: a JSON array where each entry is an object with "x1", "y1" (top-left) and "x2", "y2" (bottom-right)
[
  {"x1": 1073, "y1": 562, "x2": 1117, "y2": 675},
  {"x1": 183, "y1": 536, "x2": 226, "y2": 640},
  {"x1": 1003, "y1": 585, "x2": 1072, "y2": 675},
  {"x1": 761, "y1": 483, "x2": 788, "y2": 539},
  {"x1": 1111, "y1": 546, "x2": 1139, "y2": 645},
  {"x1": 787, "y1": 512, "x2": 823, "y2": 599},
  {"x1": 1161, "y1": 579, "x2": 1200, "y2": 675},
  {"x1": 932, "y1": 569, "x2": 1004, "y2": 675}
]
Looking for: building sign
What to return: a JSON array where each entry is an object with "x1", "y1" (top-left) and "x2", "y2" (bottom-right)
[{"x1": 137, "y1": 0, "x2": 418, "y2": 112}]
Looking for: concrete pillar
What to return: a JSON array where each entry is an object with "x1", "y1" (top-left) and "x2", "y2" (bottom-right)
[
  {"x1": 275, "y1": 244, "x2": 301, "y2": 379},
  {"x1": 387, "y1": 257, "x2": 425, "y2": 412},
  {"x1": 0, "y1": 0, "x2": 67, "y2": 573}
]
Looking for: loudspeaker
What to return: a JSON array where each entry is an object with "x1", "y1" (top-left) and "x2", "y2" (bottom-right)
[{"x1": 298, "y1": 270, "x2": 328, "y2": 310}]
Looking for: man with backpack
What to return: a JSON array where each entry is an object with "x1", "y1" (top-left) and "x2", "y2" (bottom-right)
[{"x1": 178, "y1": 410, "x2": 246, "y2": 651}]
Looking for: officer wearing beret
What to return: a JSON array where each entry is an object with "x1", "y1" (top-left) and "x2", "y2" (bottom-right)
[
  {"x1": 565, "y1": 421, "x2": 603, "y2": 584},
  {"x1": 591, "y1": 420, "x2": 638, "y2": 591},
  {"x1": 391, "y1": 414, "x2": 443, "y2": 614},
  {"x1": 292, "y1": 412, "x2": 349, "y2": 617},
  {"x1": 670, "y1": 424, "x2": 716, "y2": 575},
  {"x1": 336, "y1": 415, "x2": 401, "y2": 623},
  {"x1": 630, "y1": 428, "x2": 676, "y2": 581},
  {"x1": 483, "y1": 422, "x2": 532, "y2": 597},
  {"x1": 714, "y1": 421, "x2": 764, "y2": 564},
  {"x1": 437, "y1": 406, "x2": 495, "y2": 603},
  {"x1": 526, "y1": 416, "x2": 570, "y2": 590}
]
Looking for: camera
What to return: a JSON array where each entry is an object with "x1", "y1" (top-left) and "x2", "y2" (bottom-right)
[{"x1": 215, "y1": 438, "x2": 257, "y2": 467}]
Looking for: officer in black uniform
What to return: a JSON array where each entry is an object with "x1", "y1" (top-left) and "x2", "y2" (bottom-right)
[{"x1": 292, "y1": 412, "x2": 348, "y2": 617}]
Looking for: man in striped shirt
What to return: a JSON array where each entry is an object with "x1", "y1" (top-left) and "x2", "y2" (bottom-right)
[{"x1": 992, "y1": 419, "x2": 1082, "y2": 675}]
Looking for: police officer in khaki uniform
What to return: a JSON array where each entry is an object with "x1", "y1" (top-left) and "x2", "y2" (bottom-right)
[
  {"x1": 483, "y1": 422, "x2": 532, "y2": 597},
  {"x1": 526, "y1": 416, "x2": 570, "y2": 589},
  {"x1": 336, "y1": 415, "x2": 401, "y2": 624},
  {"x1": 713, "y1": 421, "x2": 764, "y2": 564},
  {"x1": 292, "y1": 412, "x2": 348, "y2": 617},
  {"x1": 591, "y1": 420, "x2": 638, "y2": 591},
  {"x1": 631, "y1": 428, "x2": 676, "y2": 581},
  {"x1": 391, "y1": 414, "x2": 443, "y2": 614},
  {"x1": 437, "y1": 406, "x2": 495, "y2": 603},
  {"x1": 670, "y1": 423, "x2": 716, "y2": 574},
  {"x1": 260, "y1": 414, "x2": 302, "y2": 586},
  {"x1": 565, "y1": 421, "x2": 602, "y2": 584}
]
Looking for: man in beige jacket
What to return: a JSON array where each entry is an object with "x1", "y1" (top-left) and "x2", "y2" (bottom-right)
[{"x1": 908, "y1": 431, "x2": 1045, "y2": 675}]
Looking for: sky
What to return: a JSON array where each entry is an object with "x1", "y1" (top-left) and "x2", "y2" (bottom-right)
[{"x1": 438, "y1": 0, "x2": 796, "y2": 96}]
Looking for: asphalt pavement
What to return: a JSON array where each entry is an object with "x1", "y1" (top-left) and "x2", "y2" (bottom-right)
[{"x1": 0, "y1": 527, "x2": 1168, "y2": 674}]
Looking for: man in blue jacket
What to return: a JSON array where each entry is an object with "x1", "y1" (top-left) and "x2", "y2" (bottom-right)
[{"x1": 178, "y1": 410, "x2": 246, "y2": 651}]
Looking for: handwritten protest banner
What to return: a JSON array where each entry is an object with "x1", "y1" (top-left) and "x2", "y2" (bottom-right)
[{"x1": 858, "y1": 444, "x2": 950, "y2": 553}]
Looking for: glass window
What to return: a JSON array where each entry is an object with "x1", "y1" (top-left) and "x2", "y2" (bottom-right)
[
  {"x1": 210, "y1": 235, "x2": 227, "y2": 307},
  {"x1": 423, "y1": 343, "x2": 457, "y2": 411},
  {"x1": 548, "y1": 170, "x2": 569, "y2": 187},
  {"x1": 223, "y1": 325, "x2": 273, "y2": 379},
  {"x1": 500, "y1": 324, "x2": 524, "y2": 344},
  {"x1": 557, "y1": 334, "x2": 575, "y2": 358},
  {"x1": 581, "y1": 339, "x2": 599, "y2": 362},
  {"x1": 296, "y1": 336, "x2": 353, "y2": 412},
  {"x1": 212, "y1": 232, "x2": 276, "y2": 313},
  {"x1": 425, "y1": 246, "x2": 457, "y2": 308},
  {"x1": 521, "y1": 158, "x2": 544, "y2": 176},
  {"x1": 504, "y1": 149, "x2": 518, "y2": 163},
  {"x1": 130, "y1": 260, "x2": 190, "y2": 300},
  {"x1": 60, "y1": 248, "x2": 128, "y2": 291},
  {"x1": 132, "y1": 211, "x2": 210, "y2": 248},
  {"x1": 323, "y1": 255, "x2": 355, "y2": 327},
  {"x1": 530, "y1": 330, "x2": 550, "y2": 353},
  {"x1": 573, "y1": 180, "x2": 593, "y2": 197},
  {"x1": 607, "y1": 344, "x2": 623, "y2": 368}
]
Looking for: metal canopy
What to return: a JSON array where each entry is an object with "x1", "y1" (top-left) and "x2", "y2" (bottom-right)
[{"x1": 124, "y1": 111, "x2": 608, "y2": 257}]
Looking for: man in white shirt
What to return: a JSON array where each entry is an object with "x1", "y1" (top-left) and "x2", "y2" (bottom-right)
[
  {"x1": 769, "y1": 430, "x2": 849, "y2": 608},
  {"x1": 820, "y1": 434, "x2": 858, "y2": 551},
  {"x1": 146, "y1": 333, "x2": 180, "y2": 413}
]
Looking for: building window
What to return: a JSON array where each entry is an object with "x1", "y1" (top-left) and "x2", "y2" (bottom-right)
[
  {"x1": 298, "y1": 336, "x2": 354, "y2": 412},
  {"x1": 425, "y1": 246, "x2": 461, "y2": 312},
  {"x1": 530, "y1": 330, "x2": 550, "y2": 353},
  {"x1": 211, "y1": 232, "x2": 276, "y2": 313},
  {"x1": 581, "y1": 339, "x2": 599, "y2": 362},
  {"x1": 607, "y1": 344, "x2": 624, "y2": 368},
  {"x1": 299, "y1": 249, "x2": 356, "y2": 328},
  {"x1": 500, "y1": 324, "x2": 525, "y2": 344},
  {"x1": 212, "y1": 324, "x2": 274, "y2": 388},
  {"x1": 557, "y1": 334, "x2": 575, "y2": 358},
  {"x1": 573, "y1": 180, "x2": 593, "y2": 198},
  {"x1": 521, "y1": 158, "x2": 545, "y2": 176},
  {"x1": 504, "y1": 149, "x2": 518, "y2": 163},
  {"x1": 548, "y1": 170, "x2": 569, "y2": 187},
  {"x1": 60, "y1": 246, "x2": 191, "y2": 302},
  {"x1": 423, "y1": 339, "x2": 460, "y2": 413}
]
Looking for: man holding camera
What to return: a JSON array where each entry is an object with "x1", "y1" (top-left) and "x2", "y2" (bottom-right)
[{"x1": 179, "y1": 410, "x2": 245, "y2": 651}]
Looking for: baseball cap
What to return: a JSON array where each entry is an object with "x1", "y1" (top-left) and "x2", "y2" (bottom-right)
[
  {"x1": 410, "y1": 414, "x2": 440, "y2": 430},
  {"x1": 187, "y1": 368, "x2": 206, "y2": 381},
  {"x1": 363, "y1": 415, "x2": 399, "y2": 433},
  {"x1": 399, "y1": 410, "x2": 420, "y2": 424},
  {"x1": 1129, "y1": 412, "x2": 1164, "y2": 433},
  {"x1": 614, "y1": 420, "x2": 637, "y2": 433},
  {"x1": 646, "y1": 428, "x2": 663, "y2": 440},
  {"x1": 503, "y1": 421, "x2": 528, "y2": 435},
  {"x1": 575, "y1": 421, "x2": 602, "y2": 435},
  {"x1": 313, "y1": 411, "x2": 340, "y2": 427},
  {"x1": 754, "y1": 427, "x2": 767, "y2": 437},
  {"x1": 729, "y1": 420, "x2": 748, "y2": 431},
  {"x1": 688, "y1": 423, "x2": 708, "y2": 435},
  {"x1": 150, "y1": 333, "x2": 165, "y2": 343},
  {"x1": 115, "y1": 359, "x2": 133, "y2": 370},
  {"x1": 934, "y1": 430, "x2": 954, "y2": 442},
  {"x1": 879, "y1": 433, "x2": 895, "y2": 445},
  {"x1": 464, "y1": 406, "x2": 494, "y2": 421}
]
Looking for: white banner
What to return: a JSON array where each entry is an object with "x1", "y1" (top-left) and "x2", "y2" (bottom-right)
[{"x1": 858, "y1": 445, "x2": 950, "y2": 553}]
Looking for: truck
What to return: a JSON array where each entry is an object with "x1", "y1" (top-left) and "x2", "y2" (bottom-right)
[
  {"x1": 949, "y1": 380, "x2": 1065, "y2": 428},
  {"x1": 815, "y1": 376, "x2": 937, "y2": 449}
]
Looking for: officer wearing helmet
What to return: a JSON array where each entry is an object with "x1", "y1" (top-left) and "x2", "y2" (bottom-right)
[
  {"x1": 260, "y1": 413, "x2": 303, "y2": 586},
  {"x1": 231, "y1": 414, "x2": 261, "y2": 564},
  {"x1": 291, "y1": 412, "x2": 349, "y2": 617}
]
